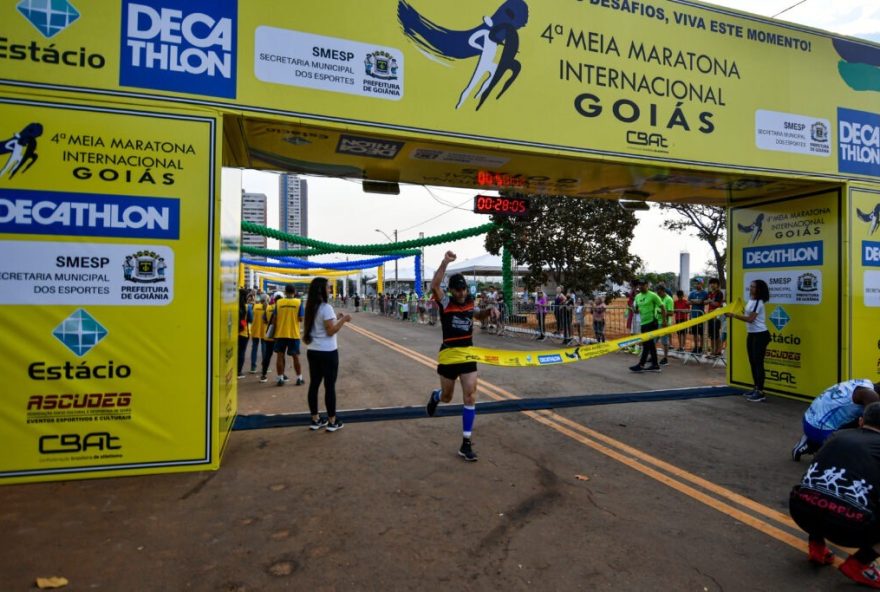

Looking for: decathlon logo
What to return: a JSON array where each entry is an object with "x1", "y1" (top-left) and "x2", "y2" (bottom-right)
[
  {"x1": 743, "y1": 240, "x2": 823, "y2": 269},
  {"x1": 120, "y1": 0, "x2": 237, "y2": 99},
  {"x1": 537, "y1": 354, "x2": 563, "y2": 365},
  {"x1": 52, "y1": 309, "x2": 108, "y2": 356},
  {"x1": 838, "y1": 108, "x2": 880, "y2": 178},
  {"x1": 864, "y1": 241, "x2": 880, "y2": 267},
  {"x1": 769, "y1": 306, "x2": 791, "y2": 332},
  {"x1": 0, "y1": 188, "x2": 180, "y2": 239},
  {"x1": 17, "y1": 0, "x2": 80, "y2": 38}
]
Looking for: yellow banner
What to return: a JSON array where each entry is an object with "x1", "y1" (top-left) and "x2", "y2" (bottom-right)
[
  {"x1": 728, "y1": 190, "x2": 841, "y2": 398},
  {"x1": 849, "y1": 186, "x2": 880, "y2": 381},
  {"x1": 246, "y1": 264, "x2": 357, "y2": 277},
  {"x1": 0, "y1": 94, "x2": 221, "y2": 483},
  {"x1": 439, "y1": 299, "x2": 742, "y2": 366},
  {"x1": 1, "y1": 1, "x2": 878, "y2": 183}
]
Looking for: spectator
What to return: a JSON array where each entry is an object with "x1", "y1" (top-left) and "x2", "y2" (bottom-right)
[
  {"x1": 725, "y1": 279, "x2": 770, "y2": 402},
  {"x1": 573, "y1": 296, "x2": 585, "y2": 344},
  {"x1": 656, "y1": 284, "x2": 675, "y2": 366},
  {"x1": 590, "y1": 295, "x2": 607, "y2": 343},
  {"x1": 625, "y1": 280, "x2": 641, "y2": 355},
  {"x1": 257, "y1": 293, "x2": 276, "y2": 383},
  {"x1": 535, "y1": 290, "x2": 548, "y2": 341},
  {"x1": 705, "y1": 278, "x2": 725, "y2": 357},
  {"x1": 302, "y1": 277, "x2": 351, "y2": 432},
  {"x1": 237, "y1": 288, "x2": 251, "y2": 379},
  {"x1": 630, "y1": 279, "x2": 663, "y2": 373},
  {"x1": 268, "y1": 284, "x2": 305, "y2": 387},
  {"x1": 673, "y1": 290, "x2": 690, "y2": 352},
  {"x1": 688, "y1": 278, "x2": 708, "y2": 354}
]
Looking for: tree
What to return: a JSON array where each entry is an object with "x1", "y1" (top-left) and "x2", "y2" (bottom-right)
[
  {"x1": 638, "y1": 270, "x2": 677, "y2": 289},
  {"x1": 485, "y1": 196, "x2": 641, "y2": 294},
  {"x1": 657, "y1": 203, "x2": 727, "y2": 288}
]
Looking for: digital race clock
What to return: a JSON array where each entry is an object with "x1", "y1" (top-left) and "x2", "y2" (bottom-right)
[{"x1": 472, "y1": 195, "x2": 530, "y2": 217}]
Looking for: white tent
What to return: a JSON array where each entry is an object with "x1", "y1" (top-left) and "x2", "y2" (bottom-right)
[{"x1": 446, "y1": 253, "x2": 529, "y2": 276}]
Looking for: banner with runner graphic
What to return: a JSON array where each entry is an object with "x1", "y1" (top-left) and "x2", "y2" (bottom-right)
[
  {"x1": 849, "y1": 186, "x2": 880, "y2": 381},
  {"x1": 0, "y1": 94, "x2": 228, "y2": 483},
  {"x1": 728, "y1": 190, "x2": 841, "y2": 399},
  {"x1": 439, "y1": 299, "x2": 741, "y2": 366}
]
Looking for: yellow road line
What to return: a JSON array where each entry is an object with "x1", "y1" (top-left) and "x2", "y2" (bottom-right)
[{"x1": 347, "y1": 322, "x2": 811, "y2": 556}]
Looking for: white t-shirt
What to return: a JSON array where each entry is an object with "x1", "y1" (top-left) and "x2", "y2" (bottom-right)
[
  {"x1": 745, "y1": 299, "x2": 767, "y2": 333},
  {"x1": 308, "y1": 303, "x2": 338, "y2": 351}
]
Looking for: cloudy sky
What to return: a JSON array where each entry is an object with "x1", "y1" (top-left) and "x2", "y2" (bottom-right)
[{"x1": 242, "y1": 0, "x2": 879, "y2": 276}]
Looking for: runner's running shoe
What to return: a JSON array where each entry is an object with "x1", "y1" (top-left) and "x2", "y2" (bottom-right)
[
  {"x1": 426, "y1": 389, "x2": 441, "y2": 417},
  {"x1": 309, "y1": 417, "x2": 328, "y2": 431},
  {"x1": 326, "y1": 420, "x2": 344, "y2": 432},
  {"x1": 792, "y1": 435, "x2": 811, "y2": 462},
  {"x1": 459, "y1": 438, "x2": 478, "y2": 462}
]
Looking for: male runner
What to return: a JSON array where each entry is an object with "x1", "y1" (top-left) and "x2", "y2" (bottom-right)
[
  {"x1": 268, "y1": 284, "x2": 305, "y2": 387},
  {"x1": 426, "y1": 251, "x2": 479, "y2": 462},
  {"x1": 789, "y1": 402, "x2": 880, "y2": 588},
  {"x1": 792, "y1": 379, "x2": 880, "y2": 461}
]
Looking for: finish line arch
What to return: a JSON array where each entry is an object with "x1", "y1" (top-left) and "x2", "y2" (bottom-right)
[{"x1": 0, "y1": 0, "x2": 877, "y2": 483}]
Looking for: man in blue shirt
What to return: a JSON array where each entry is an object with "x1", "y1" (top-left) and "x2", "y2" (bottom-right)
[
  {"x1": 792, "y1": 379, "x2": 880, "y2": 461},
  {"x1": 687, "y1": 278, "x2": 708, "y2": 354}
]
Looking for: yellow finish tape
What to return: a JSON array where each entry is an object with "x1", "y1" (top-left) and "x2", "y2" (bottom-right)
[{"x1": 438, "y1": 299, "x2": 743, "y2": 366}]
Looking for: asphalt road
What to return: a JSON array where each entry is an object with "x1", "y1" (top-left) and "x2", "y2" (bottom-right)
[{"x1": 0, "y1": 311, "x2": 854, "y2": 591}]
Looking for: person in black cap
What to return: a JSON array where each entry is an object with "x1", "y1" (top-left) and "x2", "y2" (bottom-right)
[{"x1": 426, "y1": 251, "x2": 479, "y2": 462}]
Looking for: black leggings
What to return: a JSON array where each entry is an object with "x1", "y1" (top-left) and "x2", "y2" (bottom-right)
[
  {"x1": 307, "y1": 349, "x2": 339, "y2": 417},
  {"x1": 747, "y1": 331, "x2": 771, "y2": 391}
]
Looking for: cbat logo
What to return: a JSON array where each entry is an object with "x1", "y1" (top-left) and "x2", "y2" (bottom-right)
[
  {"x1": 398, "y1": 0, "x2": 528, "y2": 111},
  {"x1": 769, "y1": 306, "x2": 791, "y2": 332},
  {"x1": 737, "y1": 213, "x2": 764, "y2": 244},
  {"x1": 1, "y1": 123, "x2": 43, "y2": 180},
  {"x1": 52, "y1": 309, "x2": 108, "y2": 356},
  {"x1": 857, "y1": 203, "x2": 880, "y2": 236},
  {"x1": 17, "y1": 0, "x2": 80, "y2": 38},
  {"x1": 120, "y1": 0, "x2": 238, "y2": 99},
  {"x1": 838, "y1": 108, "x2": 880, "y2": 178}
]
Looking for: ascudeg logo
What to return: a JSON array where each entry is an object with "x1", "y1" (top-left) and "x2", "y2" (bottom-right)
[
  {"x1": 838, "y1": 108, "x2": 880, "y2": 177},
  {"x1": 120, "y1": 0, "x2": 237, "y2": 99}
]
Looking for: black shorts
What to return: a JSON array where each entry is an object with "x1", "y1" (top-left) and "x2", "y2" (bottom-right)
[
  {"x1": 690, "y1": 323, "x2": 704, "y2": 336},
  {"x1": 707, "y1": 318, "x2": 721, "y2": 337},
  {"x1": 789, "y1": 486, "x2": 879, "y2": 548},
  {"x1": 437, "y1": 362, "x2": 478, "y2": 380}
]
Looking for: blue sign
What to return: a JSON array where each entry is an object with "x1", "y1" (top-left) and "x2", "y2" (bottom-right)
[
  {"x1": 538, "y1": 354, "x2": 563, "y2": 365},
  {"x1": 838, "y1": 107, "x2": 880, "y2": 178},
  {"x1": 864, "y1": 241, "x2": 880, "y2": 267},
  {"x1": 53, "y1": 309, "x2": 108, "y2": 357},
  {"x1": 743, "y1": 240, "x2": 823, "y2": 269},
  {"x1": 769, "y1": 306, "x2": 791, "y2": 332},
  {"x1": 0, "y1": 188, "x2": 180, "y2": 239},
  {"x1": 119, "y1": 0, "x2": 237, "y2": 99},
  {"x1": 17, "y1": 0, "x2": 80, "y2": 38}
]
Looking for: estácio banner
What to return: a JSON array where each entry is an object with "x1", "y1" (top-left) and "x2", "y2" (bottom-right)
[{"x1": 0, "y1": 94, "x2": 220, "y2": 482}]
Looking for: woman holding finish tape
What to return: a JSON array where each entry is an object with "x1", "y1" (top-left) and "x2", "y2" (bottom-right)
[{"x1": 726, "y1": 279, "x2": 770, "y2": 403}]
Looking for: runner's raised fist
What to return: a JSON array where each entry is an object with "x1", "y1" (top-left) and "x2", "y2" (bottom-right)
[{"x1": 444, "y1": 251, "x2": 457, "y2": 263}]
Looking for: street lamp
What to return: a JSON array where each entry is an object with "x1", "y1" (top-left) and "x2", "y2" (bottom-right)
[{"x1": 374, "y1": 228, "x2": 398, "y2": 294}]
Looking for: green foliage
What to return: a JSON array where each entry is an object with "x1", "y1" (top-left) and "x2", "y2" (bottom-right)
[{"x1": 485, "y1": 196, "x2": 641, "y2": 293}]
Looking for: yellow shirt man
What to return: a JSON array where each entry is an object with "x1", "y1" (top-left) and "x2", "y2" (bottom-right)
[{"x1": 270, "y1": 287, "x2": 305, "y2": 386}]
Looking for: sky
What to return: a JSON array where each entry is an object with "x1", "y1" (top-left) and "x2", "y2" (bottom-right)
[{"x1": 241, "y1": 0, "x2": 880, "y2": 276}]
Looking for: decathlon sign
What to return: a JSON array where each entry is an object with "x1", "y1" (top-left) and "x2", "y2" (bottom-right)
[
  {"x1": 0, "y1": 189, "x2": 179, "y2": 239},
  {"x1": 743, "y1": 240, "x2": 823, "y2": 269},
  {"x1": 120, "y1": 0, "x2": 237, "y2": 98},
  {"x1": 838, "y1": 108, "x2": 880, "y2": 178},
  {"x1": 864, "y1": 241, "x2": 880, "y2": 267}
]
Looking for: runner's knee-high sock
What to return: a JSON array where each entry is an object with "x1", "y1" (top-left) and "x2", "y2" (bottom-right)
[{"x1": 462, "y1": 405, "x2": 476, "y2": 438}]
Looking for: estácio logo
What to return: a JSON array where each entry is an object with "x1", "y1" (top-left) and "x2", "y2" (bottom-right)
[{"x1": 119, "y1": 0, "x2": 237, "y2": 99}]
